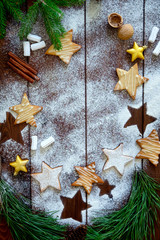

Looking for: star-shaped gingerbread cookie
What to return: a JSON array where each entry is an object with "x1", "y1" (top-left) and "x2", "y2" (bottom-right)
[
  {"x1": 102, "y1": 144, "x2": 133, "y2": 175},
  {"x1": 124, "y1": 103, "x2": 156, "y2": 134},
  {"x1": 71, "y1": 162, "x2": 104, "y2": 194},
  {"x1": 114, "y1": 63, "x2": 149, "y2": 99},
  {"x1": 10, "y1": 155, "x2": 29, "y2": 176},
  {"x1": 126, "y1": 42, "x2": 147, "y2": 62},
  {"x1": 60, "y1": 190, "x2": 91, "y2": 222},
  {"x1": 45, "y1": 29, "x2": 81, "y2": 64},
  {"x1": 9, "y1": 93, "x2": 43, "y2": 127},
  {"x1": 0, "y1": 112, "x2": 27, "y2": 145},
  {"x1": 31, "y1": 162, "x2": 62, "y2": 192},
  {"x1": 136, "y1": 129, "x2": 160, "y2": 166}
]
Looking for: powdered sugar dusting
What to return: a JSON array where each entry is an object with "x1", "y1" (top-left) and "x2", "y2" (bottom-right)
[
  {"x1": 0, "y1": 21, "x2": 30, "y2": 197},
  {"x1": 29, "y1": 7, "x2": 86, "y2": 226},
  {"x1": 0, "y1": 0, "x2": 159, "y2": 228},
  {"x1": 86, "y1": 0, "x2": 144, "y2": 222}
]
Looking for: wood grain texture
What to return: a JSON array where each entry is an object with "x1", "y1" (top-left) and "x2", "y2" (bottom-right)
[
  {"x1": 0, "y1": 217, "x2": 13, "y2": 240},
  {"x1": 0, "y1": 16, "x2": 31, "y2": 198},
  {"x1": 86, "y1": 0, "x2": 143, "y2": 223},
  {"x1": 28, "y1": 6, "x2": 86, "y2": 225},
  {"x1": 143, "y1": 0, "x2": 160, "y2": 238},
  {"x1": 0, "y1": 0, "x2": 159, "y2": 238}
]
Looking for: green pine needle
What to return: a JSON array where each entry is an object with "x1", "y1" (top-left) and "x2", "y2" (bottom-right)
[
  {"x1": 19, "y1": 1, "x2": 40, "y2": 40},
  {"x1": 54, "y1": 0, "x2": 86, "y2": 7},
  {"x1": 2, "y1": 0, "x2": 24, "y2": 22},
  {"x1": 0, "y1": 179, "x2": 66, "y2": 240},
  {"x1": 86, "y1": 170, "x2": 160, "y2": 240},
  {"x1": 0, "y1": 2, "x2": 7, "y2": 39},
  {"x1": 40, "y1": 0, "x2": 65, "y2": 50}
]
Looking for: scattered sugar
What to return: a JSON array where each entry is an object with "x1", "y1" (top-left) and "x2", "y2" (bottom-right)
[{"x1": 0, "y1": 0, "x2": 159, "y2": 227}]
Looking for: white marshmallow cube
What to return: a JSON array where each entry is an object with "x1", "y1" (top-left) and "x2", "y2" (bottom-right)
[
  {"x1": 31, "y1": 136, "x2": 38, "y2": 150},
  {"x1": 153, "y1": 41, "x2": 160, "y2": 56},
  {"x1": 31, "y1": 41, "x2": 46, "y2": 51},
  {"x1": 41, "y1": 136, "x2": 55, "y2": 148},
  {"x1": 148, "y1": 26, "x2": 159, "y2": 43},
  {"x1": 23, "y1": 41, "x2": 30, "y2": 56},
  {"x1": 27, "y1": 33, "x2": 42, "y2": 42}
]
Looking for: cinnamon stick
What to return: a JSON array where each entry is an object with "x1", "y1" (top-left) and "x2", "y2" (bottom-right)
[
  {"x1": 9, "y1": 58, "x2": 40, "y2": 81},
  {"x1": 7, "y1": 62, "x2": 34, "y2": 83},
  {"x1": 8, "y1": 51, "x2": 38, "y2": 75}
]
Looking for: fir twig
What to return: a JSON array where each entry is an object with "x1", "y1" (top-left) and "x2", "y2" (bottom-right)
[
  {"x1": 86, "y1": 170, "x2": 160, "y2": 240},
  {"x1": 40, "y1": 0, "x2": 65, "y2": 50},
  {"x1": 0, "y1": 1, "x2": 7, "y2": 39},
  {"x1": 0, "y1": 179, "x2": 66, "y2": 240},
  {"x1": 2, "y1": 0, "x2": 24, "y2": 22},
  {"x1": 54, "y1": 0, "x2": 86, "y2": 7},
  {"x1": 19, "y1": 1, "x2": 40, "y2": 40}
]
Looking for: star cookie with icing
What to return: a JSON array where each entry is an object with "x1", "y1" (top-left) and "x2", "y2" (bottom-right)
[
  {"x1": 71, "y1": 162, "x2": 104, "y2": 194},
  {"x1": 136, "y1": 129, "x2": 160, "y2": 166},
  {"x1": 102, "y1": 144, "x2": 133, "y2": 175},
  {"x1": 10, "y1": 155, "x2": 29, "y2": 176},
  {"x1": 126, "y1": 42, "x2": 147, "y2": 62},
  {"x1": 31, "y1": 162, "x2": 63, "y2": 192},
  {"x1": 45, "y1": 29, "x2": 81, "y2": 64},
  {"x1": 114, "y1": 63, "x2": 149, "y2": 99},
  {"x1": 9, "y1": 93, "x2": 43, "y2": 127}
]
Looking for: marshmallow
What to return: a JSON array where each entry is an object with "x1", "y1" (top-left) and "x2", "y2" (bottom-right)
[
  {"x1": 31, "y1": 136, "x2": 38, "y2": 150},
  {"x1": 148, "y1": 26, "x2": 159, "y2": 43},
  {"x1": 41, "y1": 136, "x2": 55, "y2": 148},
  {"x1": 31, "y1": 41, "x2": 46, "y2": 51},
  {"x1": 23, "y1": 41, "x2": 30, "y2": 56},
  {"x1": 27, "y1": 33, "x2": 42, "y2": 42},
  {"x1": 153, "y1": 41, "x2": 160, "y2": 56}
]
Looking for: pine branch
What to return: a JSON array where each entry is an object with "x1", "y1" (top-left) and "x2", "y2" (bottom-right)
[
  {"x1": 0, "y1": 179, "x2": 66, "y2": 240},
  {"x1": 86, "y1": 170, "x2": 160, "y2": 240},
  {"x1": 19, "y1": 1, "x2": 40, "y2": 40},
  {"x1": 12, "y1": 0, "x2": 26, "y2": 7},
  {"x1": 54, "y1": 0, "x2": 86, "y2": 7},
  {"x1": 40, "y1": 0, "x2": 65, "y2": 50},
  {"x1": 2, "y1": 0, "x2": 24, "y2": 22},
  {"x1": 0, "y1": 2, "x2": 7, "y2": 39}
]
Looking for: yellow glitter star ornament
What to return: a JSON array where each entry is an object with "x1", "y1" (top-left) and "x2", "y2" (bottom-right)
[
  {"x1": 10, "y1": 155, "x2": 29, "y2": 176},
  {"x1": 126, "y1": 42, "x2": 147, "y2": 62},
  {"x1": 45, "y1": 29, "x2": 81, "y2": 64}
]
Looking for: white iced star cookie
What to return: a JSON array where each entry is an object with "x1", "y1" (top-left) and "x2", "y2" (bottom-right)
[
  {"x1": 102, "y1": 144, "x2": 133, "y2": 175},
  {"x1": 31, "y1": 162, "x2": 62, "y2": 192}
]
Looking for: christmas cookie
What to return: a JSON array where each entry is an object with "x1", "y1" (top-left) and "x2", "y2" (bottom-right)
[
  {"x1": 9, "y1": 93, "x2": 43, "y2": 127},
  {"x1": 31, "y1": 162, "x2": 62, "y2": 192},
  {"x1": 45, "y1": 29, "x2": 81, "y2": 64},
  {"x1": 114, "y1": 63, "x2": 149, "y2": 99},
  {"x1": 71, "y1": 162, "x2": 104, "y2": 194},
  {"x1": 102, "y1": 144, "x2": 133, "y2": 175},
  {"x1": 136, "y1": 129, "x2": 160, "y2": 166}
]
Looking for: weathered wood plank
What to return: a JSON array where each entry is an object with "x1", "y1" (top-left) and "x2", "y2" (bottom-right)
[
  {"x1": 28, "y1": 7, "x2": 86, "y2": 225},
  {"x1": 86, "y1": 0, "x2": 144, "y2": 223},
  {"x1": 143, "y1": 0, "x2": 160, "y2": 238},
  {"x1": 0, "y1": 18, "x2": 30, "y2": 197}
]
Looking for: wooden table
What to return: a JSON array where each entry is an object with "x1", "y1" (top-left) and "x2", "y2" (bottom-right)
[{"x1": 0, "y1": 0, "x2": 160, "y2": 239}]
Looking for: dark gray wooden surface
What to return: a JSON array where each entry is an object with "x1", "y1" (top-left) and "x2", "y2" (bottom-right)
[{"x1": 0, "y1": 0, "x2": 160, "y2": 238}]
